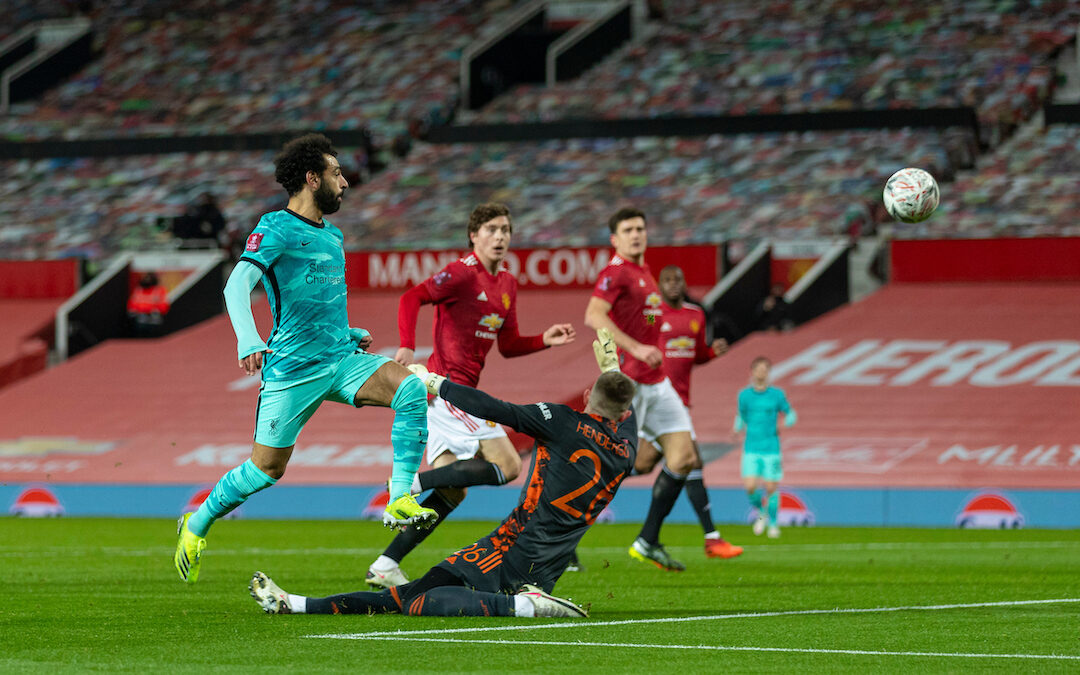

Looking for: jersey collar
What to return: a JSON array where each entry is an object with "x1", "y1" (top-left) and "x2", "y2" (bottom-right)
[{"x1": 285, "y1": 208, "x2": 326, "y2": 229}]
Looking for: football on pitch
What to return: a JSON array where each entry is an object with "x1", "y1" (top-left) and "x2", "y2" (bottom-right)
[{"x1": 883, "y1": 167, "x2": 940, "y2": 223}]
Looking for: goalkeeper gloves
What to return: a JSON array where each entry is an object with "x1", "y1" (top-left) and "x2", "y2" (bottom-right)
[
  {"x1": 407, "y1": 363, "x2": 446, "y2": 396},
  {"x1": 592, "y1": 328, "x2": 620, "y2": 373}
]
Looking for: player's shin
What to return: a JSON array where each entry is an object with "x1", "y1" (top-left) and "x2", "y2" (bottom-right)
[
  {"x1": 305, "y1": 589, "x2": 401, "y2": 614},
  {"x1": 683, "y1": 468, "x2": 717, "y2": 535},
  {"x1": 404, "y1": 587, "x2": 515, "y2": 617},
  {"x1": 638, "y1": 465, "x2": 686, "y2": 545},
  {"x1": 188, "y1": 459, "x2": 277, "y2": 536},
  {"x1": 388, "y1": 376, "x2": 428, "y2": 501},
  {"x1": 766, "y1": 490, "x2": 780, "y2": 526},
  {"x1": 418, "y1": 456, "x2": 507, "y2": 490}
]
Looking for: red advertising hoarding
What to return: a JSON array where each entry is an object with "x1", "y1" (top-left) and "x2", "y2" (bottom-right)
[{"x1": 345, "y1": 245, "x2": 720, "y2": 290}]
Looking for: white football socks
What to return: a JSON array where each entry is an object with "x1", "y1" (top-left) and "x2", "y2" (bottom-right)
[
  {"x1": 514, "y1": 595, "x2": 536, "y2": 618},
  {"x1": 371, "y1": 555, "x2": 399, "y2": 572},
  {"x1": 288, "y1": 594, "x2": 307, "y2": 613}
]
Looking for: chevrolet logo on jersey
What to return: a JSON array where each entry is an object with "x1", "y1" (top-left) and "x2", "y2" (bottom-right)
[
  {"x1": 0, "y1": 437, "x2": 115, "y2": 457},
  {"x1": 665, "y1": 336, "x2": 696, "y2": 358},
  {"x1": 644, "y1": 292, "x2": 663, "y2": 324},
  {"x1": 475, "y1": 313, "x2": 503, "y2": 339}
]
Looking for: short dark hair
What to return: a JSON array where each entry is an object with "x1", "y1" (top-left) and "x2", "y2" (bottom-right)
[
  {"x1": 467, "y1": 202, "x2": 512, "y2": 248},
  {"x1": 608, "y1": 207, "x2": 646, "y2": 234},
  {"x1": 274, "y1": 134, "x2": 337, "y2": 196},
  {"x1": 751, "y1": 356, "x2": 772, "y2": 369},
  {"x1": 589, "y1": 371, "x2": 636, "y2": 420}
]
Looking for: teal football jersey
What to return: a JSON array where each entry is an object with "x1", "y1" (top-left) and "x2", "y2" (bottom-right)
[
  {"x1": 239, "y1": 209, "x2": 354, "y2": 381},
  {"x1": 737, "y1": 385, "x2": 792, "y2": 454}
]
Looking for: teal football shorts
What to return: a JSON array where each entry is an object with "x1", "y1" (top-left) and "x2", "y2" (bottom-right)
[{"x1": 254, "y1": 350, "x2": 392, "y2": 447}]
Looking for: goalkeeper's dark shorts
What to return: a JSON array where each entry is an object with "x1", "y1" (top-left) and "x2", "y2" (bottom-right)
[{"x1": 434, "y1": 538, "x2": 549, "y2": 594}]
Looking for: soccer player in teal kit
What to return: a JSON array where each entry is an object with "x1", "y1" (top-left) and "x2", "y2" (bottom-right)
[
  {"x1": 734, "y1": 356, "x2": 796, "y2": 539},
  {"x1": 174, "y1": 134, "x2": 436, "y2": 583}
]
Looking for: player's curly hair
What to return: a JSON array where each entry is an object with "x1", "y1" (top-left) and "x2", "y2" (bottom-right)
[
  {"x1": 590, "y1": 371, "x2": 636, "y2": 420},
  {"x1": 274, "y1": 134, "x2": 338, "y2": 196},
  {"x1": 466, "y1": 202, "x2": 513, "y2": 248},
  {"x1": 607, "y1": 207, "x2": 646, "y2": 233}
]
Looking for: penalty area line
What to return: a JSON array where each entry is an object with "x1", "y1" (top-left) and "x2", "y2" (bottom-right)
[
  {"x1": 343, "y1": 636, "x2": 1080, "y2": 661},
  {"x1": 305, "y1": 598, "x2": 1080, "y2": 640}
]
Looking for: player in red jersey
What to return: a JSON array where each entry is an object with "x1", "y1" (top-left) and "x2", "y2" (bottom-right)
[
  {"x1": 635, "y1": 265, "x2": 743, "y2": 559},
  {"x1": 584, "y1": 207, "x2": 698, "y2": 571},
  {"x1": 367, "y1": 203, "x2": 576, "y2": 588}
]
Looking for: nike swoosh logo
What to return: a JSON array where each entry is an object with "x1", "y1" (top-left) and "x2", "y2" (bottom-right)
[{"x1": 301, "y1": 241, "x2": 312, "y2": 246}]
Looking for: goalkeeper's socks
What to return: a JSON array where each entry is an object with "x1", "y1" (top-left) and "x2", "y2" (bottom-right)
[
  {"x1": 404, "y1": 587, "x2": 514, "y2": 617},
  {"x1": 388, "y1": 377, "x2": 428, "y2": 501},
  {"x1": 382, "y1": 491, "x2": 460, "y2": 563},
  {"x1": 306, "y1": 589, "x2": 399, "y2": 614},
  {"x1": 418, "y1": 457, "x2": 506, "y2": 491},
  {"x1": 637, "y1": 466, "x2": 686, "y2": 545},
  {"x1": 188, "y1": 459, "x2": 276, "y2": 537},
  {"x1": 766, "y1": 490, "x2": 780, "y2": 526},
  {"x1": 682, "y1": 469, "x2": 717, "y2": 536}
]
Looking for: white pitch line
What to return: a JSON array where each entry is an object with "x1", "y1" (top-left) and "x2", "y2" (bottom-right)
[
  {"x1": 2, "y1": 539, "x2": 1078, "y2": 558},
  {"x1": 307, "y1": 598, "x2": 1080, "y2": 640},
  {"x1": 343, "y1": 636, "x2": 1080, "y2": 661}
]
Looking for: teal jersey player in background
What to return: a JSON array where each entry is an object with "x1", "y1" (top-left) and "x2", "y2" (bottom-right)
[
  {"x1": 174, "y1": 134, "x2": 437, "y2": 584},
  {"x1": 734, "y1": 356, "x2": 796, "y2": 539}
]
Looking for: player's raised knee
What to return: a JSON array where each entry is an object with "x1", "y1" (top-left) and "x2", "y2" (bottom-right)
[{"x1": 391, "y1": 373, "x2": 428, "y2": 413}]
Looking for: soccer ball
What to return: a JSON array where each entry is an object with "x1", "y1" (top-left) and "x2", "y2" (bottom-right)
[{"x1": 883, "y1": 168, "x2": 940, "y2": 223}]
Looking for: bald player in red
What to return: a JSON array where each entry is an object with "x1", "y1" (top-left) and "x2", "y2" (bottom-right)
[
  {"x1": 368, "y1": 202, "x2": 576, "y2": 588},
  {"x1": 636, "y1": 264, "x2": 742, "y2": 560},
  {"x1": 585, "y1": 207, "x2": 698, "y2": 571}
]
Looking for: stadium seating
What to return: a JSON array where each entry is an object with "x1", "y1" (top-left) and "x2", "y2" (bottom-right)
[
  {"x1": 895, "y1": 124, "x2": 1080, "y2": 239},
  {"x1": 0, "y1": 128, "x2": 958, "y2": 257},
  {"x1": 466, "y1": 0, "x2": 1077, "y2": 133},
  {"x1": 0, "y1": 0, "x2": 509, "y2": 144}
]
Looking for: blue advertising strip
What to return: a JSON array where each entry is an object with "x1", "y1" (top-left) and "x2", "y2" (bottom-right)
[{"x1": 2, "y1": 484, "x2": 1079, "y2": 528}]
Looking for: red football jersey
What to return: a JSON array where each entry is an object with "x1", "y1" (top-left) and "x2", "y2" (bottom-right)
[
  {"x1": 399, "y1": 254, "x2": 546, "y2": 387},
  {"x1": 591, "y1": 254, "x2": 665, "y2": 385},
  {"x1": 658, "y1": 301, "x2": 714, "y2": 407}
]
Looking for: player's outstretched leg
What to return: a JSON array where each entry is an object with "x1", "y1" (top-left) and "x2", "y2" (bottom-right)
[
  {"x1": 368, "y1": 490, "x2": 463, "y2": 589},
  {"x1": 515, "y1": 585, "x2": 589, "y2": 618},
  {"x1": 683, "y1": 467, "x2": 743, "y2": 559},
  {"x1": 249, "y1": 571, "x2": 292, "y2": 614},
  {"x1": 384, "y1": 376, "x2": 438, "y2": 529},
  {"x1": 414, "y1": 456, "x2": 509, "y2": 492},
  {"x1": 176, "y1": 458, "x2": 278, "y2": 583}
]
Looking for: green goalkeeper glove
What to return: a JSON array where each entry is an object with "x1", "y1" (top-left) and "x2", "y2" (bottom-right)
[
  {"x1": 592, "y1": 328, "x2": 620, "y2": 373},
  {"x1": 406, "y1": 363, "x2": 446, "y2": 396}
]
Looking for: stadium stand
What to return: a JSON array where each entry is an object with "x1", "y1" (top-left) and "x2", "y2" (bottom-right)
[
  {"x1": 0, "y1": 128, "x2": 957, "y2": 258},
  {"x1": 466, "y1": 0, "x2": 1078, "y2": 136},
  {"x1": 0, "y1": 0, "x2": 514, "y2": 143},
  {"x1": 900, "y1": 124, "x2": 1080, "y2": 239}
]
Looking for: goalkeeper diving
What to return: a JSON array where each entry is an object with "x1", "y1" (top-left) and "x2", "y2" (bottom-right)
[{"x1": 249, "y1": 329, "x2": 636, "y2": 618}]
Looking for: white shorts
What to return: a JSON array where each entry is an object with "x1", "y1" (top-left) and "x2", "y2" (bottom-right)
[
  {"x1": 425, "y1": 396, "x2": 507, "y2": 463},
  {"x1": 633, "y1": 378, "x2": 694, "y2": 446}
]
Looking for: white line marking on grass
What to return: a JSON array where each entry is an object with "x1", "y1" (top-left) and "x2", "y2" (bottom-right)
[
  {"x1": 307, "y1": 598, "x2": 1080, "y2": 640},
  {"x1": 337, "y1": 636, "x2": 1080, "y2": 661},
  {"x1": 2, "y1": 540, "x2": 1078, "y2": 558}
]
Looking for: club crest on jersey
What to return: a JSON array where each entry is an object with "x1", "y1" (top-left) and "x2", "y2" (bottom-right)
[
  {"x1": 644, "y1": 292, "x2": 663, "y2": 324},
  {"x1": 246, "y1": 232, "x2": 264, "y2": 252},
  {"x1": 502, "y1": 293, "x2": 511, "y2": 310},
  {"x1": 690, "y1": 319, "x2": 700, "y2": 334},
  {"x1": 475, "y1": 312, "x2": 504, "y2": 340}
]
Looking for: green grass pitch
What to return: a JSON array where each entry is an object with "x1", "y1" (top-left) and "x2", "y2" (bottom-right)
[{"x1": 3, "y1": 517, "x2": 1079, "y2": 673}]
